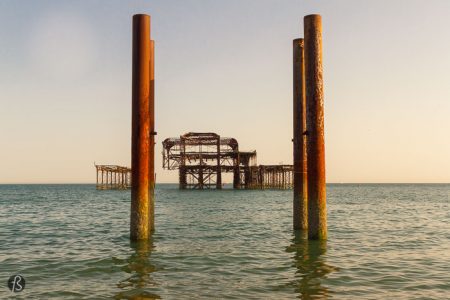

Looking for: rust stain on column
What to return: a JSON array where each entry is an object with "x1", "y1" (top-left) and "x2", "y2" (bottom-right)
[
  {"x1": 149, "y1": 39, "x2": 155, "y2": 232},
  {"x1": 304, "y1": 14, "x2": 327, "y2": 240},
  {"x1": 293, "y1": 38, "x2": 308, "y2": 231},
  {"x1": 131, "y1": 14, "x2": 151, "y2": 240}
]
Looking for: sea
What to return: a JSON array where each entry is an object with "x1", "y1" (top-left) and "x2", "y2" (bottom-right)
[{"x1": 0, "y1": 184, "x2": 449, "y2": 299}]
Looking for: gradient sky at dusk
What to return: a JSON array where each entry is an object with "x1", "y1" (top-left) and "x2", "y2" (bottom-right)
[{"x1": 1, "y1": 0, "x2": 449, "y2": 183}]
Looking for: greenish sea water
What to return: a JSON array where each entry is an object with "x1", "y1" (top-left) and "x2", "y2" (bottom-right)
[{"x1": 0, "y1": 184, "x2": 449, "y2": 299}]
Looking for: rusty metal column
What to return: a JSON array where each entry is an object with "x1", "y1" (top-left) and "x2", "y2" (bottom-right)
[
  {"x1": 304, "y1": 15, "x2": 327, "y2": 240},
  {"x1": 131, "y1": 14, "x2": 152, "y2": 240},
  {"x1": 293, "y1": 38, "x2": 308, "y2": 231},
  {"x1": 233, "y1": 148, "x2": 240, "y2": 189},
  {"x1": 179, "y1": 137, "x2": 187, "y2": 189},
  {"x1": 216, "y1": 136, "x2": 222, "y2": 189},
  {"x1": 149, "y1": 39, "x2": 155, "y2": 231}
]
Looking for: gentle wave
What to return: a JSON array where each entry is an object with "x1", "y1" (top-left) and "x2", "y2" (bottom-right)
[{"x1": 0, "y1": 184, "x2": 449, "y2": 299}]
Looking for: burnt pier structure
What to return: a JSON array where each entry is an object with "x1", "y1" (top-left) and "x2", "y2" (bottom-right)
[
  {"x1": 95, "y1": 165, "x2": 132, "y2": 190},
  {"x1": 162, "y1": 132, "x2": 293, "y2": 190}
]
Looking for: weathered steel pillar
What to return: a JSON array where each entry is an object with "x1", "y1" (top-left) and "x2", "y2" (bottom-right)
[
  {"x1": 293, "y1": 39, "x2": 308, "y2": 231},
  {"x1": 131, "y1": 14, "x2": 152, "y2": 240},
  {"x1": 304, "y1": 15, "x2": 327, "y2": 240},
  {"x1": 149, "y1": 39, "x2": 155, "y2": 231}
]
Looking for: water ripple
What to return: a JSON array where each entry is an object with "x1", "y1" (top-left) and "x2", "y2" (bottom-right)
[{"x1": 0, "y1": 184, "x2": 449, "y2": 299}]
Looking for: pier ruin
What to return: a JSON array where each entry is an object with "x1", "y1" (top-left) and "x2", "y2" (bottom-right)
[
  {"x1": 162, "y1": 132, "x2": 293, "y2": 190},
  {"x1": 97, "y1": 13, "x2": 327, "y2": 240},
  {"x1": 95, "y1": 165, "x2": 132, "y2": 190}
]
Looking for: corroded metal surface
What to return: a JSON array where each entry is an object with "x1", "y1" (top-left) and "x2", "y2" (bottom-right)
[
  {"x1": 131, "y1": 14, "x2": 152, "y2": 240},
  {"x1": 304, "y1": 14, "x2": 327, "y2": 240},
  {"x1": 293, "y1": 38, "x2": 308, "y2": 231}
]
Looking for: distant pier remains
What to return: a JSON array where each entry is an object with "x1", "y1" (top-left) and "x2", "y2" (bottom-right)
[
  {"x1": 95, "y1": 165, "x2": 131, "y2": 190},
  {"x1": 162, "y1": 132, "x2": 293, "y2": 190}
]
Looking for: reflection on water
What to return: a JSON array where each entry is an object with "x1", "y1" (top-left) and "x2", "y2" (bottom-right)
[
  {"x1": 286, "y1": 231, "x2": 337, "y2": 299},
  {"x1": 114, "y1": 238, "x2": 160, "y2": 300}
]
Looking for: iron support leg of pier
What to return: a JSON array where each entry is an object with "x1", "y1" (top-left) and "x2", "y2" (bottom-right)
[
  {"x1": 293, "y1": 38, "x2": 308, "y2": 230},
  {"x1": 149, "y1": 39, "x2": 155, "y2": 231},
  {"x1": 304, "y1": 14, "x2": 327, "y2": 240},
  {"x1": 131, "y1": 14, "x2": 153, "y2": 240}
]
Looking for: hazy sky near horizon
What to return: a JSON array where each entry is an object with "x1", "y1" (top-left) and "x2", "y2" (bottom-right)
[{"x1": 1, "y1": 0, "x2": 449, "y2": 183}]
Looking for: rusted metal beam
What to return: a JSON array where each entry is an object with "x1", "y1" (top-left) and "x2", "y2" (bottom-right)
[
  {"x1": 131, "y1": 14, "x2": 152, "y2": 240},
  {"x1": 304, "y1": 14, "x2": 327, "y2": 240},
  {"x1": 293, "y1": 40, "x2": 307, "y2": 231}
]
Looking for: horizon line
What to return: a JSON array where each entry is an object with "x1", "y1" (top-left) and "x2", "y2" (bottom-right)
[{"x1": 1, "y1": 182, "x2": 449, "y2": 185}]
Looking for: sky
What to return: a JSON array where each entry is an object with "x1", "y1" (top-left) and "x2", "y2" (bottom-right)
[{"x1": 0, "y1": 0, "x2": 449, "y2": 183}]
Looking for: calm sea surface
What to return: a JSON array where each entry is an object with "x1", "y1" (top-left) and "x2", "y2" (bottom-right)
[{"x1": 0, "y1": 184, "x2": 449, "y2": 299}]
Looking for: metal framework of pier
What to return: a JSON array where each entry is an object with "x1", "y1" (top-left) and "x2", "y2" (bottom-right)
[
  {"x1": 162, "y1": 132, "x2": 293, "y2": 189},
  {"x1": 95, "y1": 165, "x2": 131, "y2": 190},
  {"x1": 246, "y1": 165, "x2": 294, "y2": 189}
]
